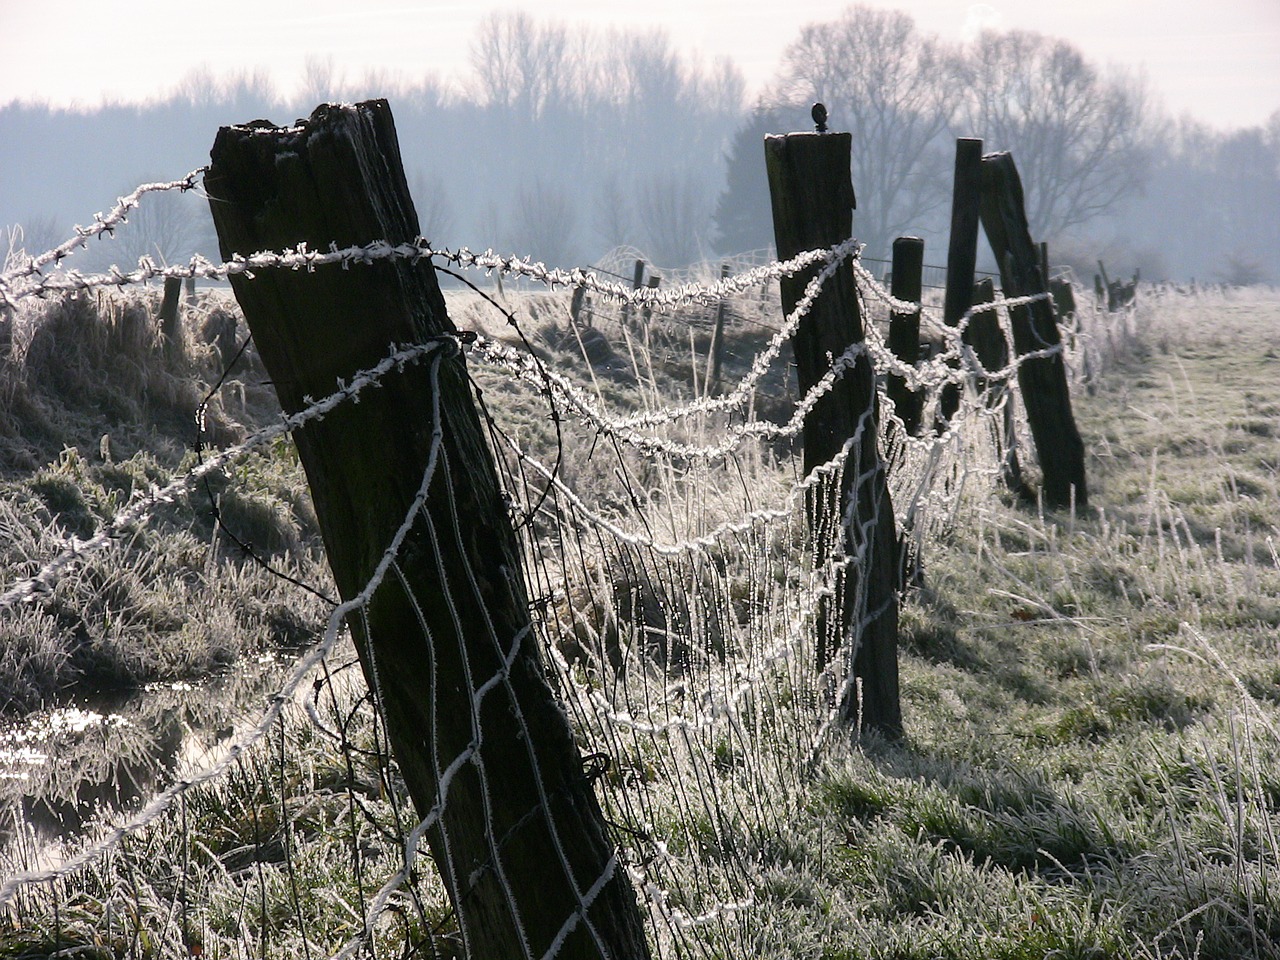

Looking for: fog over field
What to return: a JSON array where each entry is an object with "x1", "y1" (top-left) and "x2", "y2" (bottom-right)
[
  {"x1": 0, "y1": 4, "x2": 1274, "y2": 285},
  {"x1": 3, "y1": 7, "x2": 1280, "y2": 957}
]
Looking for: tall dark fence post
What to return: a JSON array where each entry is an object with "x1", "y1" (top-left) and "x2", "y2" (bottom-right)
[
  {"x1": 936, "y1": 137, "x2": 984, "y2": 431},
  {"x1": 205, "y1": 100, "x2": 651, "y2": 960},
  {"x1": 886, "y1": 236, "x2": 924, "y2": 438},
  {"x1": 764, "y1": 124, "x2": 901, "y2": 738},
  {"x1": 966, "y1": 277, "x2": 1028, "y2": 498},
  {"x1": 979, "y1": 150, "x2": 1087, "y2": 509}
]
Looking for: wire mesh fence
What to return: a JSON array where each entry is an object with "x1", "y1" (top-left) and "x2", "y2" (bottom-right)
[{"x1": 0, "y1": 167, "x2": 1111, "y2": 959}]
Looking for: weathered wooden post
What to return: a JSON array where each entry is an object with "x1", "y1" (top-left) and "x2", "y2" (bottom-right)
[
  {"x1": 157, "y1": 275, "x2": 185, "y2": 366},
  {"x1": 570, "y1": 284, "x2": 587, "y2": 326},
  {"x1": 979, "y1": 151, "x2": 1087, "y2": 509},
  {"x1": 885, "y1": 236, "x2": 924, "y2": 438},
  {"x1": 621, "y1": 259, "x2": 645, "y2": 327},
  {"x1": 205, "y1": 101, "x2": 650, "y2": 960},
  {"x1": 966, "y1": 277, "x2": 1028, "y2": 498},
  {"x1": 936, "y1": 138, "x2": 984, "y2": 431},
  {"x1": 709, "y1": 262, "x2": 731, "y2": 394},
  {"x1": 641, "y1": 274, "x2": 660, "y2": 327},
  {"x1": 764, "y1": 117, "x2": 901, "y2": 738}
]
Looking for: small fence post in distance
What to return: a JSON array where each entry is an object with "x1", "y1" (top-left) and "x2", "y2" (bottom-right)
[
  {"x1": 641, "y1": 274, "x2": 660, "y2": 327},
  {"x1": 157, "y1": 275, "x2": 185, "y2": 366},
  {"x1": 936, "y1": 137, "x2": 984, "y2": 431},
  {"x1": 709, "y1": 262, "x2": 730, "y2": 394},
  {"x1": 570, "y1": 283, "x2": 587, "y2": 326},
  {"x1": 886, "y1": 236, "x2": 924, "y2": 439},
  {"x1": 204, "y1": 99, "x2": 651, "y2": 960},
  {"x1": 763, "y1": 113, "x2": 902, "y2": 738},
  {"x1": 621, "y1": 258, "x2": 645, "y2": 328},
  {"x1": 979, "y1": 150, "x2": 1087, "y2": 509}
]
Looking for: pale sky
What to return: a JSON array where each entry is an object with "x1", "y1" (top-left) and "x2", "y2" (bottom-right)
[{"x1": 1, "y1": 0, "x2": 1277, "y2": 130}]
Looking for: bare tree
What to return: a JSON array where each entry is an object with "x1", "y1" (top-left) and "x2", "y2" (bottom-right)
[
  {"x1": 410, "y1": 170, "x2": 457, "y2": 243},
  {"x1": 510, "y1": 179, "x2": 578, "y2": 267},
  {"x1": 469, "y1": 11, "x2": 580, "y2": 120},
  {"x1": 768, "y1": 6, "x2": 958, "y2": 256},
  {"x1": 79, "y1": 186, "x2": 208, "y2": 273},
  {"x1": 297, "y1": 54, "x2": 344, "y2": 107},
  {"x1": 593, "y1": 173, "x2": 634, "y2": 254},
  {"x1": 637, "y1": 174, "x2": 712, "y2": 266},
  {"x1": 958, "y1": 30, "x2": 1149, "y2": 237}
]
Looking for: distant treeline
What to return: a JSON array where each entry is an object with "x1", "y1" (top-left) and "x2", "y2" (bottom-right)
[{"x1": 2, "y1": 8, "x2": 1278, "y2": 283}]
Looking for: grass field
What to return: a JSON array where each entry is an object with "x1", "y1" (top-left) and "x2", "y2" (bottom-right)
[{"x1": 0, "y1": 281, "x2": 1277, "y2": 958}]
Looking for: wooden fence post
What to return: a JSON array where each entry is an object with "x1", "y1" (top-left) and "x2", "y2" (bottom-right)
[
  {"x1": 621, "y1": 259, "x2": 645, "y2": 327},
  {"x1": 570, "y1": 284, "x2": 587, "y2": 326},
  {"x1": 764, "y1": 124, "x2": 901, "y2": 738},
  {"x1": 966, "y1": 277, "x2": 1028, "y2": 499},
  {"x1": 641, "y1": 274, "x2": 660, "y2": 327},
  {"x1": 979, "y1": 151, "x2": 1087, "y2": 509},
  {"x1": 709, "y1": 262, "x2": 731, "y2": 394},
  {"x1": 204, "y1": 100, "x2": 651, "y2": 960},
  {"x1": 157, "y1": 275, "x2": 185, "y2": 366},
  {"x1": 886, "y1": 236, "x2": 924, "y2": 438},
  {"x1": 936, "y1": 138, "x2": 984, "y2": 431}
]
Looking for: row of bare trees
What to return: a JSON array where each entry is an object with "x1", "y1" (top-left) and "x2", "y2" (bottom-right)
[
  {"x1": 715, "y1": 7, "x2": 1151, "y2": 261},
  {"x1": 4, "y1": 8, "x2": 1278, "y2": 281}
]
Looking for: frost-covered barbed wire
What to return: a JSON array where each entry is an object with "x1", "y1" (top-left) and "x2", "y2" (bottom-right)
[
  {"x1": 1, "y1": 227, "x2": 857, "y2": 308},
  {"x1": 503, "y1": 427, "x2": 856, "y2": 558},
  {"x1": 0, "y1": 339, "x2": 455, "y2": 610},
  {"x1": 0, "y1": 351, "x2": 451, "y2": 907},
  {"x1": 0, "y1": 168, "x2": 205, "y2": 306}
]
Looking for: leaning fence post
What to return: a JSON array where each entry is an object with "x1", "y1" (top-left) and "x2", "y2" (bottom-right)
[
  {"x1": 979, "y1": 150, "x2": 1087, "y2": 509},
  {"x1": 204, "y1": 100, "x2": 651, "y2": 960},
  {"x1": 966, "y1": 277, "x2": 1028, "y2": 499},
  {"x1": 886, "y1": 236, "x2": 924, "y2": 438},
  {"x1": 763, "y1": 116, "x2": 901, "y2": 738},
  {"x1": 937, "y1": 137, "x2": 984, "y2": 431}
]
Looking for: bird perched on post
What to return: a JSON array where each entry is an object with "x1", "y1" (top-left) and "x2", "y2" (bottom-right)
[{"x1": 812, "y1": 102, "x2": 828, "y2": 133}]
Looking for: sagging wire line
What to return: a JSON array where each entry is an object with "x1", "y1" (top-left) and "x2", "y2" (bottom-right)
[
  {"x1": 0, "y1": 337, "x2": 460, "y2": 610},
  {"x1": 432, "y1": 262, "x2": 565, "y2": 535},
  {"x1": 0, "y1": 166, "x2": 207, "y2": 306},
  {"x1": 0, "y1": 349, "x2": 454, "y2": 910},
  {"x1": 2, "y1": 218, "x2": 861, "y2": 309},
  {"x1": 192, "y1": 330, "x2": 341, "y2": 608}
]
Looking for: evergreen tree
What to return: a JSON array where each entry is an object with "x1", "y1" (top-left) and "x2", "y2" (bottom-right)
[{"x1": 711, "y1": 105, "x2": 791, "y2": 254}]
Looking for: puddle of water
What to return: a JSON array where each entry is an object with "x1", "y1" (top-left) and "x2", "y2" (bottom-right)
[{"x1": 0, "y1": 650, "x2": 310, "y2": 868}]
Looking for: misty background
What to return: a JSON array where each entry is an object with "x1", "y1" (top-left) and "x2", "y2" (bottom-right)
[{"x1": 3, "y1": 7, "x2": 1278, "y2": 285}]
